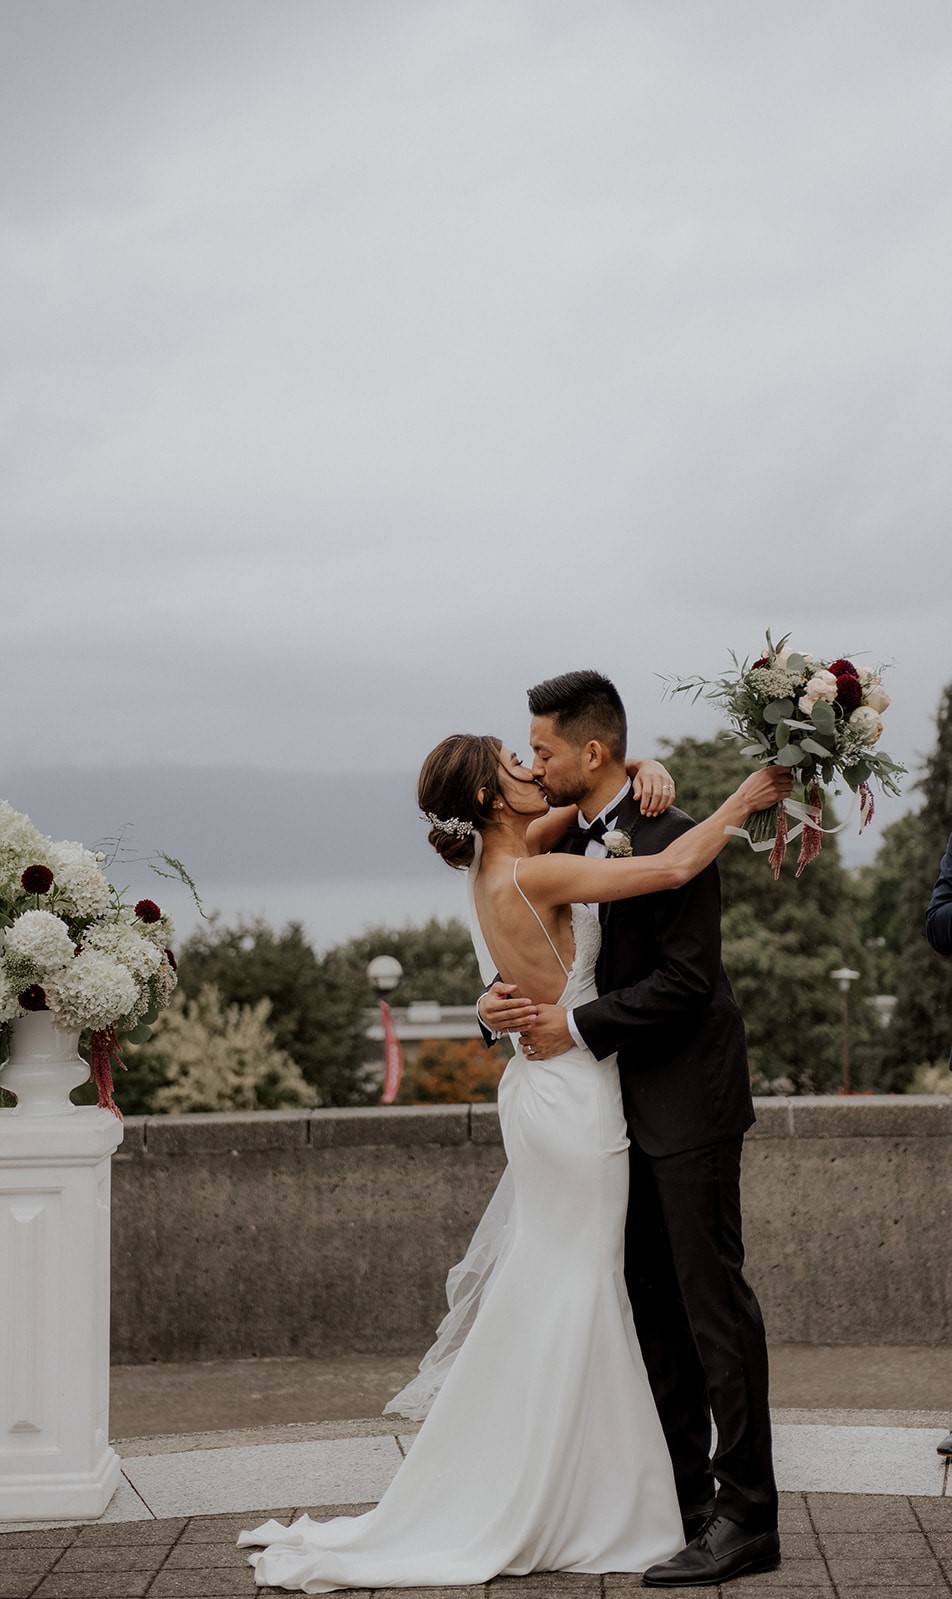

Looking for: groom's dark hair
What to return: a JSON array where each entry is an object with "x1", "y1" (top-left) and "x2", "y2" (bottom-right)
[{"x1": 527, "y1": 670, "x2": 627, "y2": 760}]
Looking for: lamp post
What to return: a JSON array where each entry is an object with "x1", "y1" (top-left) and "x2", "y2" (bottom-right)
[
  {"x1": 367, "y1": 956, "x2": 404, "y2": 1103},
  {"x1": 830, "y1": 967, "x2": 861, "y2": 1094}
]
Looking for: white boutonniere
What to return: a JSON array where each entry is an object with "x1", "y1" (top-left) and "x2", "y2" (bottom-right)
[{"x1": 603, "y1": 828, "x2": 633, "y2": 857}]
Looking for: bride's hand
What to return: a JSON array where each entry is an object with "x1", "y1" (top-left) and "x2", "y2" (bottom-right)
[
  {"x1": 736, "y1": 765, "x2": 794, "y2": 813},
  {"x1": 628, "y1": 758, "x2": 676, "y2": 816}
]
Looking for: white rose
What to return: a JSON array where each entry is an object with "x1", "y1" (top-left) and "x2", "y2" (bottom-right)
[
  {"x1": 798, "y1": 694, "x2": 817, "y2": 715},
  {"x1": 603, "y1": 829, "x2": 632, "y2": 857},
  {"x1": 865, "y1": 683, "x2": 891, "y2": 713},
  {"x1": 849, "y1": 705, "x2": 884, "y2": 745},
  {"x1": 804, "y1": 670, "x2": 838, "y2": 703}
]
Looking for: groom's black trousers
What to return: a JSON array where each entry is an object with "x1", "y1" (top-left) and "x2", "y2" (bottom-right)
[{"x1": 624, "y1": 1135, "x2": 778, "y2": 1533}]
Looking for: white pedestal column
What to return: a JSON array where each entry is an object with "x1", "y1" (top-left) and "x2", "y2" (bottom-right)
[{"x1": 0, "y1": 1108, "x2": 124, "y2": 1520}]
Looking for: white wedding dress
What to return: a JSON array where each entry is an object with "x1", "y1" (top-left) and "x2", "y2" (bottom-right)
[{"x1": 239, "y1": 856, "x2": 683, "y2": 1591}]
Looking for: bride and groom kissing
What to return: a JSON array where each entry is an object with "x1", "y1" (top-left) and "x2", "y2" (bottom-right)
[{"x1": 240, "y1": 669, "x2": 791, "y2": 1593}]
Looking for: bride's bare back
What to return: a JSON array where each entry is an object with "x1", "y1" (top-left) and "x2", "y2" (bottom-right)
[{"x1": 472, "y1": 856, "x2": 577, "y2": 1005}]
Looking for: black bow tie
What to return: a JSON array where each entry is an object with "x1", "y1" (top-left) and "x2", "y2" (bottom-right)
[{"x1": 579, "y1": 817, "x2": 609, "y2": 846}]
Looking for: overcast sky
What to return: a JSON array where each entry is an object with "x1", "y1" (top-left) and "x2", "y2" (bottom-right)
[{"x1": 4, "y1": 1, "x2": 951, "y2": 939}]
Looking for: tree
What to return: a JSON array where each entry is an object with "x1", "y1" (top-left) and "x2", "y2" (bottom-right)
[
  {"x1": 176, "y1": 917, "x2": 372, "y2": 1105},
  {"x1": 879, "y1": 683, "x2": 952, "y2": 1081},
  {"x1": 396, "y1": 1038, "x2": 508, "y2": 1104},
  {"x1": 172, "y1": 914, "x2": 487, "y2": 1109},
  {"x1": 123, "y1": 985, "x2": 313, "y2": 1113},
  {"x1": 661, "y1": 735, "x2": 880, "y2": 1091},
  {"x1": 853, "y1": 811, "x2": 922, "y2": 994},
  {"x1": 331, "y1": 919, "x2": 482, "y2": 1005}
]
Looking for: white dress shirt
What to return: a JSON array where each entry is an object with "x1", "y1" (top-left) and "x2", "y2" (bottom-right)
[{"x1": 565, "y1": 779, "x2": 632, "y2": 1049}]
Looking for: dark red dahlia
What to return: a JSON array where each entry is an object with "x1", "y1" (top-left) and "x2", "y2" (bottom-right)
[
  {"x1": 835, "y1": 675, "x2": 863, "y2": 712},
  {"x1": 21, "y1": 864, "x2": 54, "y2": 895},
  {"x1": 18, "y1": 984, "x2": 48, "y2": 1011},
  {"x1": 828, "y1": 658, "x2": 858, "y2": 678},
  {"x1": 135, "y1": 899, "x2": 162, "y2": 924},
  {"x1": 164, "y1": 947, "x2": 177, "y2": 971},
  {"x1": 751, "y1": 657, "x2": 769, "y2": 670}
]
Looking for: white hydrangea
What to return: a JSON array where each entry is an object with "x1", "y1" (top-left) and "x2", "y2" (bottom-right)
[
  {"x1": 0, "y1": 801, "x2": 51, "y2": 894},
  {"x1": 116, "y1": 903, "x2": 176, "y2": 949},
  {"x1": 0, "y1": 967, "x2": 21, "y2": 1024},
  {"x1": 3, "y1": 910, "x2": 76, "y2": 975},
  {"x1": 44, "y1": 950, "x2": 138, "y2": 1032},
  {"x1": 154, "y1": 951, "x2": 178, "y2": 1007},
  {"x1": 83, "y1": 921, "x2": 162, "y2": 984},
  {"x1": 47, "y1": 841, "x2": 113, "y2": 919}
]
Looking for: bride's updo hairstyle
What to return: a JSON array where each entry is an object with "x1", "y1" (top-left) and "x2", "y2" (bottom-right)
[{"x1": 418, "y1": 734, "x2": 503, "y2": 870}]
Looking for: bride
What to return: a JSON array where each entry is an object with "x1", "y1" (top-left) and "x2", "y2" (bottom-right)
[{"x1": 239, "y1": 736, "x2": 790, "y2": 1593}]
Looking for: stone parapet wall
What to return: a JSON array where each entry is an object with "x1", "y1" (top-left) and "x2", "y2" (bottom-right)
[{"x1": 110, "y1": 1098, "x2": 952, "y2": 1364}]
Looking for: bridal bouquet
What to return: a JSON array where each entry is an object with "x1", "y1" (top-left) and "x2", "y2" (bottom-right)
[
  {"x1": 665, "y1": 633, "x2": 905, "y2": 877},
  {"x1": 0, "y1": 800, "x2": 191, "y2": 1116}
]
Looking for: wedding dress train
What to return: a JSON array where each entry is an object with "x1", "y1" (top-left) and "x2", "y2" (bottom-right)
[{"x1": 239, "y1": 866, "x2": 683, "y2": 1591}]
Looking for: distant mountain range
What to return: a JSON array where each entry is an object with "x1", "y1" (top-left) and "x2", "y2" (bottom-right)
[
  {"x1": 4, "y1": 766, "x2": 433, "y2": 887},
  {"x1": 4, "y1": 763, "x2": 884, "y2": 939}
]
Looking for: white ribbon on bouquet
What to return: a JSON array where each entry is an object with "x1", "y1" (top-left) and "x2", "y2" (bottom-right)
[{"x1": 724, "y1": 786, "x2": 872, "y2": 853}]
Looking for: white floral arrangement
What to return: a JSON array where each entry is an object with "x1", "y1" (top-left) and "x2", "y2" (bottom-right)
[
  {"x1": 603, "y1": 829, "x2": 633, "y2": 858},
  {"x1": 0, "y1": 800, "x2": 192, "y2": 1116}
]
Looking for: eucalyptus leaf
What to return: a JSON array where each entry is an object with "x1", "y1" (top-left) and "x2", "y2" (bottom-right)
[
  {"x1": 786, "y1": 652, "x2": 806, "y2": 676},
  {"x1": 128, "y1": 1023, "x2": 152, "y2": 1044},
  {"x1": 811, "y1": 701, "x2": 836, "y2": 731},
  {"x1": 740, "y1": 743, "x2": 769, "y2": 757},
  {"x1": 763, "y1": 699, "x2": 795, "y2": 725},
  {"x1": 800, "y1": 737, "x2": 835, "y2": 758},
  {"x1": 777, "y1": 744, "x2": 805, "y2": 767}
]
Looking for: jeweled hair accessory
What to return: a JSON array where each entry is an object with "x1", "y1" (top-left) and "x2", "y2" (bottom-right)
[{"x1": 424, "y1": 812, "x2": 475, "y2": 838}]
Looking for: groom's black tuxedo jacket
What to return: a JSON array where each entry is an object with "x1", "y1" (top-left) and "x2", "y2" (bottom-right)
[{"x1": 564, "y1": 789, "x2": 754, "y2": 1159}]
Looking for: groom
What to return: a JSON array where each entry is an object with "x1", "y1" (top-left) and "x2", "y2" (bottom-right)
[{"x1": 478, "y1": 669, "x2": 779, "y2": 1588}]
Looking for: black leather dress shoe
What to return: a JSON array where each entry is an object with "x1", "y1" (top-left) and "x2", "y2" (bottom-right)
[
  {"x1": 642, "y1": 1514, "x2": 781, "y2": 1587},
  {"x1": 938, "y1": 1432, "x2": 952, "y2": 1456},
  {"x1": 680, "y1": 1503, "x2": 715, "y2": 1543}
]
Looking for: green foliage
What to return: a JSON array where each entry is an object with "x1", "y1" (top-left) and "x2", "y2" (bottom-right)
[
  {"x1": 172, "y1": 914, "x2": 483, "y2": 1110},
  {"x1": 661, "y1": 734, "x2": 880, "y2": 1092},
  {"x1": 906, "y1": 1062, "x2": 952, "y2": 1094},
  {"x1": 176, "y1": 916, "x2": 372, "y2": 1106},
  {"x1": 879, "y1": 683, "x2": 952, "y2": 1079},
  {"x1": 331, "y1": 919, "x2": 482, "y2": 1005},
  {"x1": 853, "y1": 811, "x2": 922, "y2": 993},
  {"x1": 123, "y1": 984, "x2": 313, "y2": 1113}
]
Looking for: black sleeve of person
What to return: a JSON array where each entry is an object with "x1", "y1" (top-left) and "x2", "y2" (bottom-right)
[
  {"x1": 926, "y1": 833, "x2": 952, "y2": 958},
  {"x1": 477, "y1": 975, "x2": 502, "y2": 1048}
]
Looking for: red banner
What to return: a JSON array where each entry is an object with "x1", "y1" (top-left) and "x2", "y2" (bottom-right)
[{"x1": 379, "y1": 1000, "x2": 404, "y2": 1104}]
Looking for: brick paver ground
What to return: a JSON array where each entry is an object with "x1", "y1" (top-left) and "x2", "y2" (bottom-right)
[{"x1": 2, "y1": 1495, "x2": 951, "y2": 1599}]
